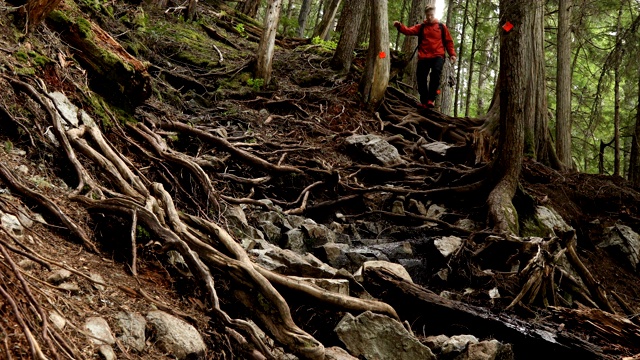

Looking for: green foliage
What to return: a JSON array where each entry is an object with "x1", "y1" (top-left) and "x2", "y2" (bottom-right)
[
  {"x1": 246, "y1": 78, "x2": 264, "y2": 91},
  {"x1": 311, "y1": 36, "x2": 337, "y2": 51},
  {"x1": 4, "y1": 141, "x2": 13, "y2": 153},
  {"x1": 234, "y1": 23, "x2": 247, "y2": 37}
]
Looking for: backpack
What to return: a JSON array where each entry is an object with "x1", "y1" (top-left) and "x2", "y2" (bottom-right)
[{"x1": 411, "y1": 22, "x2": 447, "y2": 60}]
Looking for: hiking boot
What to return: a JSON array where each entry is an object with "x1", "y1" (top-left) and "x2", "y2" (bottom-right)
[{"x1": 426, "y1": 100, "x2": 435, "y2": 109}]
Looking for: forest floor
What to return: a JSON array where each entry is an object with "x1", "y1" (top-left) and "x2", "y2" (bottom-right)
[{"x1": 0, "y1": 1, "x2": 639, "y2": 359}]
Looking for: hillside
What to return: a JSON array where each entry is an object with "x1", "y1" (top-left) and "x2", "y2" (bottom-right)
[{"x1": 0, "y1": 1, "x2": 639, "y2": 359}]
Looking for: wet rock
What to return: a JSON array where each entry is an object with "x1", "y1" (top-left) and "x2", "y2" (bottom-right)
[
  {"x1": 1, "y1": 212, "x2": 24, "y2": 236},
  {"x1": 455, "y1": 339, "x2": 514, "y2": 360},
  {"x1": 325, "y1": 346, "x2": 358, "y2": 360},
  {"x1": 250, "y1": 245, "x2": 338, "y2": 278},
  {"x1": 49, "y1": 312, "x2": 66, "y2": 330},
  {"x1": 259, "y1": 220, "x2": 281, "y2": 243},
  {"x1": 301, "y1": 220, "x2": 336, "y2": 248},
  {"x1": 282, "y1": 228, "x2": 305, "y2": 252},
  {"x1": 115, "y1": 312, "x2": 146, "y2": 352},
  {"x1": 289, "y1": 277, "x2": 349, "y2": 295},
  {"x1": 370, "y1": 241, "x2": 413, "y2": 261},
  {"x1": 316, "y1": 243, "x2": 350, "y2": 269},
  {"x1": 455, "y1": 218, "x2": 481, "y2": 232},
  {"x1": 522, "y1": 206, "x2": 572, "y2": 237},
  {"x1": 426, "y1": 204, "x2": 447, "y2": 219},
  {"x1": 599, "y1": 225, "x2": 640, "y2": 271},
  {"x1": 47, "y1": 269, "x2": 72, "y2": 284},
  {"x1": 146, "y1": 310, "x2": 206, "y2": 359},
  {"x1": 335, "y1": 311, "x2": 435, "y2": 360},
  {"x1": 98, "y1": 345, "x2": 116, "y2": 360},
  {"x1": 434, "y1": 236, "x2": 463, "y2": 258},
  {"x1": 84, "y1": 317, "x2": 116, "y2": 345},
  {"x1": 362, "y1": 260, "x2": 413, "y2": 283},
  {"x1": 345, "y1": 134, "x2": 405, "y2": 167}
]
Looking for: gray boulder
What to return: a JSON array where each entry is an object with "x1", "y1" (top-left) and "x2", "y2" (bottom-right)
[
  {"x1": 146, "y1": 311, "x2": 206, "y2": 359},
  {"x1": 454, "y1": 340, "x2": 514, "y2": 360},
  {"x1": 250, "y1": 245, "x2": 338, "y2": 278},
  {"x1": 115, "y1": 312, "x2": 146, "y2": 352},
  {"x1": 325, "y1": 346, "x2": 358, "y2": 360},
  {"x1": 345, "y1": 134, "x2": 405, "y2": 167},
  {"x1": 434, "y1": 236, "x2": 463, "y2": 258},
  {"x1": 335, "y1": 311, "x2": 435, "y2": 360},
  {"x1": 599, "y1": 225, "x2": 640, "y2": 271},
  {"x1": 316, "y1": 243, "x2": 350, "y2": 269},
  {"x1": 442, "y1": 335, "x2": 479, "y2": 355},
  {"x1": 522, "y1": 206, "x2": 572, "y2": 237},
  {"x1": 362, "y1": 260, "x2": 413, "y2": 283},
  {"x1": 98, "y1": 345, "x2": 116, "y2": 360},
  {"x1": 282, "y1": 229, "x2": 306, "y2": 253},
  {"x1": 84, "y1": 317, "x2": 116, "y2": 345}
]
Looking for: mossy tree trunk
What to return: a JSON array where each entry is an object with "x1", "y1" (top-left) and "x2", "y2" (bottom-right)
[
  {"x1": 555, "y1": 0, "x2": 572, "y2": 169},
  {"x1": 255, "y1": 0, "x2": 282, "y2": 85},
  {"x1": 297, "y1": 0, "x2": 313, "y2": 37},
  {"x1": 359, "y1": 0, "x2": 390, "y2": 109},
  {"x1": 237, "y1": 0, "x2": 262, "y2": 18},
  {"x1": 312, "y1": 0, "x2": 341, "y2": 40}
]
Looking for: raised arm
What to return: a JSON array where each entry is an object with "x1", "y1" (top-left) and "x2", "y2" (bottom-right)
[{"x1": 393, "y1": 21, "x2": 423, "y2": 36}]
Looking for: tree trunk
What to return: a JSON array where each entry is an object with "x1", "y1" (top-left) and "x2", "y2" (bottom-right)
[
  {"x1": 297, "y1": 0, "x2": 313, "y2": 37},
  {"x1": 186, "y1": 0, "x2": 198, "y2": 21},
  {"x1": 280, "y1": 0, "x2": 294, "y2": 35},
  {"x1": 312, "y1": 0, "x2": 341, "y2": 40},
  {"x1": 437, "y1": 0, "x2": 457, "y2": 114},
  {"x1": 556, "y1": 0, "x2": 572, "y2": 169},
  {"x1": 25, "y1": 0, "x2": 63, "y2": 31},
  {"x1": 255, "y1": 0, "x2": 283, "y2": 85},
  {"x1": 395, "y1": 0, "x2": 410, "y2": 51},
  {"x1": 330, "y1": 0, "x2": 366, "y2": 72},
  {"x1": 357, "y1": 1, "x2": 371, "y2": 45},
  {"x1": 629, "y1": 66, "x2": 640, "y2": 187},
  {"x1": 313, "y1": 0, "x2": 325, "y2": 34},
  {"x1": 237, "y1": 0, "x2": 262, "y2": 18},
  {"x1": 453, "y1": 0, "x2": 469, "y2": 117},
  {"x1": 476, "y1": 35, "x2": 494, "y2": 113},
  {"x1": 486, "y1": 0, "x2": 528, "y2": 234},
  {"x1": 399, "y1": 0, "x2": 427, "y2": 96},
  {"x1": 359, "y1": 0, "x2": 390, "y2": 109},
  {"x1": 464, "y1": 0, "x2": 479, "y2": 117},
  {"x1": 614, "y1": 5, "x2": 623, "y2": 177}
]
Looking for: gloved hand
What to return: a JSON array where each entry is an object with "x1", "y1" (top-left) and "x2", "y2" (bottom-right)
[{"x1": 393, "y1": 21, "x2": 402, "y2": 28}]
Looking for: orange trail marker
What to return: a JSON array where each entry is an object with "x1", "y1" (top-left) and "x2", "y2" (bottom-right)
[
  {"x1": 502, "y1": 21, "x2": 514, "y2": 32},
  {"x1": 379, "y1": 51, "x2": 387, "y2": 59}
]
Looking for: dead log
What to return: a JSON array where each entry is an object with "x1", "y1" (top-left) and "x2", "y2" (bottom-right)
[
  {"x1": 363, "y1": 267, "x2": 613, "y2": 360},
  {"x1": 46, "y1": 4, "x2": 151, "y2": 107}
]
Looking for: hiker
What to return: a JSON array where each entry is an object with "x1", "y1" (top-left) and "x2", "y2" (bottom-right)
[{"x1": 394, "y1": 6, "x2": 457, "y2": 109}]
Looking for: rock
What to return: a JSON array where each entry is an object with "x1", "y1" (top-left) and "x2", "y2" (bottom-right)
[
  {"x1": 16, "y1": 165, "x2": 29, "y2": 175},
  {"x1": 325, "y1": 346, "x2": 358, "y2": 360},
  {"x1": 250, "y1": 245, "x2": 338, "y2": 278},
  {"x1": 345, "y1": 134, "x2": 405, "y2": 167},
  {"x1": 98, "y1": 345, "x2": 116, "y2": 360},
  {"x1": 454, "y1": 339, "x2": 514, "y2": 360},
  {"x1": 1, "y1": 212, "x2": 24, "y2": 236},
  {"x1": 289, "y1": 277, "x2": 349, "y2": 295},
  {"x1": 84, "y1": 317, "x2": 116, "y2": 345},
  {"x1": 285, "y1": 214, "x2": 306, "y2": 229},
  {"x1": 408, "y1": 199, "x2": 427, "y2": 215},
  {"x1": 49, "y1": 312, "x2": 66, "y2": 330},
  {"x1": 434, "y1": 236, "x2": 463, "y2": 258},
  {"x1": 282, "y1": 229, "x2": 306, "y2": 252},
  {"x1": 426, "y1": 204, "x2": 447, "y2": 219},
  {"x1": 90, "y1": 273, "x2": 106, "y2": 291},
  {"x1": 489, "y1": 288, "x2": 501, "y2": 299},
  {"x1": 49, "y1": 91, "x2": 80, "y2": 127},
  {"x1": 391, "y1": 200, "x2": 405, "y2": 215},
  {"x1": 58, "y1": 282, "x2": 80, "y2": 293},
  {"x1": 18, "y1": 259, "x2": 37, "y2": 271},
  {"x1": 301, "y1": 220, "x2": 336, "y2": 248},
  {"x1": 363, "y1": 260, "x2": 413, "y2": 283},
  {"x1": 335, "y1": 311, "x2": 435, "y2": 360},
  {"x1": 370, "y1": 241, "x2": 413, "y2": 261},
  {"x1": 522, "y1": 206, "x2": 572, "y2": 237},
  {"x1": 17, "y1": 211, "x2": 34, "y2": 228},
  {"x1": 599, "y1": 225, "x2": 640, "y2": 271},
  {"x1": 115, "y1": 312, "x2": 146, "y2": 352},
  {"x1": 146, "y1": 310, "x2": 206, "y2": 359},
  {"x1": 442, "y1": 335, "x2": 479, "y2": 355},
  {"x1": 47, "y1": 269, "x2": 72, "y2": 284},
  {"x1": 224, "y1": 204, "x2": 249, "y2": 229},
  {"x1": 398, "y1": 259, "x2": 429, "y2": 284},
  {"x1": 259, "y1": 220, "x2": 281, "y2": 243},
  {"x1": 345, "y1": 248, "x2": 389, "y2": 270},
  {"x1": 422, "y1": 141, "x2": 452, "y2": 158},
  {"x1": 316, "y1": 243, "x2": 350, "y2": 269},
  {"x1": 424, "y1": 334, "x2": 450, "y2": 351}
]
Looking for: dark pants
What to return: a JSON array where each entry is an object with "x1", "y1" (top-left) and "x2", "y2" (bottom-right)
[{"x1": 416, "y1": 57, "x2": 445, "y2": 104}]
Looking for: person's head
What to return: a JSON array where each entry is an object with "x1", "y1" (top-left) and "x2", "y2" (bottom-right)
[{"x1": 425, "y1": 6, "x2": 436, "y2": 23}]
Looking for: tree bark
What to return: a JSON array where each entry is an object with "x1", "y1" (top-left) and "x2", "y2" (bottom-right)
[
  {"x1": 255, "y1": 0, "x2": 283, "y2": 85},
  {"x1": 297, "y1": 0, "x2": 313, "y2": 37},
  {"x1": 614, "y1": 5, "x2": 623, "y2": 177},
  {"x1": 280, "y1": 0, "x2": 294, "y2": 35},
  {"x1": 330, "y1": 0, "x2": 366, "y2": 72},
  {"x1": 453, "y1": 0, "x2": 469, "y2": 117},
  {"x1": 357, "y1": 1, "x2": 371, "y2": 45},
  {"x1": 486, "y1": 0, "x2": 528, "y2": 234},
  {"x1": 399, "y1": 0, "x2": 427, "y2": 95},
  {"x1": 395, "y1": 0, "x2": 410, "y2": 51},
  {"x1": 359, "y1": 0, "x2": 390, "y2": 109},
  {"x1": 464, "y1": 0, "x2": 480, "y2": 117},
  {"x1": 186, "y1": 0, "x2": 198, "y2": 21},
  {"x1": 312, "y1": 0, "x2": 341, "y2": 40},
  {"x1": 237, "y1": 0, "x2": 262, "y2": 18},
  {"x1": 437, "y1": 0, "x2": 457, "y2": 114},
  {"x1": 629, "y1": 66, "x2": 640, "y2": 187},
  {"x1": 25, "y1": 0, "x2": 63, "y2": 31},
  {"x1": 556, "y1": 0, "x2": 572, "y2": 169}
]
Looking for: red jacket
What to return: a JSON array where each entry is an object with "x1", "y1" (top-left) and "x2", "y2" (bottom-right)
[{"x1": 398, "y1": 20, "x2": 456, "y2": 60}]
